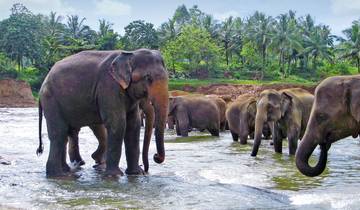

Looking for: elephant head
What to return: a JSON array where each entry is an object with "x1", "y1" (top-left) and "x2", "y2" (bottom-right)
[
  {"x1": 111, "y1": 49, "x2": 169, "y2": 168},
  {"x1": 296, "y1": 76, "x2": 360, "y2": 177},
  {"x1": 251, "y1": 90, "x2": 282, "y2": 156}
]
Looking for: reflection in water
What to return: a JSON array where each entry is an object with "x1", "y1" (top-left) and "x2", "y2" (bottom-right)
[{"x1": 0, "y1": 108, "x2": 360, "y2": 209}]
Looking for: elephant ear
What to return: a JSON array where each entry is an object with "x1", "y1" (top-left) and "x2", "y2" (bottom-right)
[
  {"x1": 109, "y1": 52, "x2": 133, "y2": 90},
  {"x1": 348, "y1": 83, "x2": 360, "y2": 122},
  {"x1": 168, "y1": 97, "x2": 178, "y2": 115},
  {"x1": 281, "y1": 92, "x2": 292, "y2": 117}
]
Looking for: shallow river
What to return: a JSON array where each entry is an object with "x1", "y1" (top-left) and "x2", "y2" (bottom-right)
[{"x1": 1, "y1": 108, "x2": 360, "y2": 209}]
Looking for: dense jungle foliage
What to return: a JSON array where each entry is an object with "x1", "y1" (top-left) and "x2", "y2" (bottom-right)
[{"x1": 1, "y1": 3, "x2": 360, "y2": 91}]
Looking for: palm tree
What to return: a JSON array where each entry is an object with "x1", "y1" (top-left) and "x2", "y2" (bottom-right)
[
  {"x1": 303, "y1": 25, "x2": 334, "y2": 71},
  {"x1": 66, "y1": 15, "x2": 90, "y2": 39},
  {"x1": 337, "y1": 20, "x2": 360, "y2": 72},
  {"x1": 246, "y1": 11, "x2": 274, "y2": 72},
  {"x1": 219, "y1": 16, "x2": 235, "y2": 67},
  {"x1": 98, "y1": 19, "x2": 113, "y2": 38},
  {"x1": 158, "y1": 18, "x2": 178, "y2": 45},
  {"x1": 270, "y1": 12, "x2": 302, "y2": 77}
]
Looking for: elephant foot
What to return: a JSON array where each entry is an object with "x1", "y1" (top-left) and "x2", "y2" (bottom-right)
[
  {"x1": 105, "y1": 167, "x2": 124, "y2": 177},
  {"x1": 46, "y1": 170, "x2": 79, "y2": 179},
  {"x1": 91, "y1": 152, "x2": 105, "y2": 164},
  {"x1": 62, "y1": 163, "x2": 71, "y2": 173},
  {"x1": 125, "y1": 166, "x2": 146, "y2": 176},
  {"x1": 70, "y1": 160, "x2": 85, "y2": 169},
  {"x1": 93, "y1": 163, "x2": 106, "y2": 171},
  {"x1": 239, "y1": 139, "x2": 247, "y2": 145}
]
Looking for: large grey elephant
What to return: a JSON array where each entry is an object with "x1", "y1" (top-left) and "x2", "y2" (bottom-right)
[
  {"x1": 226, "y1": 94, "x2": 271, "y2": 144},
  {"x1": 296, "y1": 75, "x2": 360, "y2": 177},
  {"x1": 168, "y1": 96, "x2": 220, "y2": 137},
  {"x1": 37, "y1": 49, "x2": 169, "y2": 177},
  {"x1": 251, "y1": 88, "x2": 314, "y2": 156}
]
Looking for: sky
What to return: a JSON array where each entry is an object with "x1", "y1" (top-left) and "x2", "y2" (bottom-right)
[{"x1": 0, "y1": 0, "x2": 360, "y2": 36}]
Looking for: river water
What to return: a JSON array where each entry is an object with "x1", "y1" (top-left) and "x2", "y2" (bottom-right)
[{"x1": 0, "y1": 108, "x2": 360, "y2": 209}]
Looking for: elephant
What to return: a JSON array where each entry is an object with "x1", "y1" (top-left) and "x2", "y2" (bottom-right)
[
  {"x1": 205, "y1": 95, "x2": 227, "y2": 131},
  {"x1": 36, "y1": 49, "x2": 169, "y2": 177},
  {"x1": 226, "y1": 94, "x2": 271, "y2": 144},
  {"x1": 168, "y1": 96, "x2": 220, "y2": 137},
  {"x1": 167, "y1": 90, "x2": 192, "y2": 129},
  {"x1": 296, "y1": 75, "x2": 360, "y2": 177},
  {"x1": 251, "y1": 88, "x2": 314, "y2": 156}
]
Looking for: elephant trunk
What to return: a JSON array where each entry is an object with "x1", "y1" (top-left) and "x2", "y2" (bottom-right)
[
  {"x1": 251, "y1": 111, "x2": 266, "y2": 156},
  {"x1": 295, "y1": 131, "x2": 328, "y2": 177},
  {"x1": 148, "y1": 79, "x2": 169, "y2": 165},
  {"x1": 141, "y1": 99, "x2": 154, "y2": 172}
]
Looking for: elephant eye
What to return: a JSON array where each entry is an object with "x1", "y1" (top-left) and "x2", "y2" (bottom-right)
[
  {"x1": 144, "y1": 74, "x2": 153, "y2": 84},
  {"x1": 316, "y1": 113, "x2": 328, "y2": 123}
]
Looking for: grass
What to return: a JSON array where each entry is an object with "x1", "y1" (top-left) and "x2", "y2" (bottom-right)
[{"x1": 169, "y1": 77, "x2": 317, "y2": 90}]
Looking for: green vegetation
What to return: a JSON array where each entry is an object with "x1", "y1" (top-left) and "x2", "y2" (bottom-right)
[{"x1": 0, "y1": 3, "x2": 359, "y2": 92}]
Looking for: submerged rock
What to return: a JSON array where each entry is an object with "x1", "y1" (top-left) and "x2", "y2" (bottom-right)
[{"x1": 0, "y1": 156, "x2": 11, "y2": 165}]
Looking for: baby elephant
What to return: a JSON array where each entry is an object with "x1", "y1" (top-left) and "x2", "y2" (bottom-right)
[
  {"x1": 169, "y1": 96, "x2": 220, "y2": 137},
  {"x1": 226, "y1": 94, "x2": 271, "y2": 144}
]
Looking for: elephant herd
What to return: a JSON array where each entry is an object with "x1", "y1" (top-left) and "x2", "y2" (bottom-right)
[
  {"x1": 36, "y1": 48, "x2": 360, "y2": 179},
  {"x1": 168, "y1": 88, "x2": 314, "y2": 158}
]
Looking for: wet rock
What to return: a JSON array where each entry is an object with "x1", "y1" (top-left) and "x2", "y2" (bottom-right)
[
  {"x1": 0, "y1": 79, "x2": 36, "y2": 108},
  {"x1": 0, "y1": 156, "x2": 11, "y2": 165}
]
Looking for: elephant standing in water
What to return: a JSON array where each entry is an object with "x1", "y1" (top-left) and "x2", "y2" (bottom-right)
[
  {"x1": 251, "y1": 88, "x2": 314, "y2": 156},
  {"x1": 296, "y1": 75, "x2": 360, "y2": 177},
  {"x1": 37, "y1": 49, "x2": 169, "y2": 177},
  {"x1": 226, "y1": 94, "x2": 271, "y2": 144},
  {"x1": 168, "y1": 96, "x2": 220, "y2": 137}
]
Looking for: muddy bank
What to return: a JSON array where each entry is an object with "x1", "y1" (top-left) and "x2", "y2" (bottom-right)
[
  {"x1": 0, "y1": 79, "x2": 36, "y2": 107},
  {"x1": 183, "y1": 83, "x2": 317, "y2": 99}
]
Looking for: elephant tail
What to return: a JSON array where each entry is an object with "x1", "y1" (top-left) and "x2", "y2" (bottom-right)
[{"x1": 36, "y1": 101, "x2": 44, "y2": 156}]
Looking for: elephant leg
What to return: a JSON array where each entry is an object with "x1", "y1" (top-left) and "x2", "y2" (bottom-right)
[
  {"x1": 124, "y1": 107, "x2": 144, "y2": 175},
  {"x1": 288, "y1": 128, "x2": 300, "y2": 155},
  {"x1": 208, "y1": 127, "x2": 220, "y2": 137},
  {"x1": 239, "y1": 132, "x2": 248, "y2": 145},
  {"x1": 272, "y1": 123, "x2": 283, "y2": 153},
  {"x1": 44, "y1": 110, "x2": 70, "y2": 176},
  {"x1": 231, "y1": 131, "x2": 239, "y2": 141},
  {"x1": 68, "y1": 127, "x2": 85, "y2": 167},
  {"x1": 90, "y1": 124, "x2": 107, "y2": 168},
  {"x1": 220, "y1": 121, "x2": 226, "y2": 131},
  {"x1": 175, "y1": 122, "x2": 181, "y2": 136},
  {"x1": 176, "y1": 110, "x2": 189, "y2": 137},
  {"x1": 167, "y1": 115, "x2": 175, "y2": 129}
]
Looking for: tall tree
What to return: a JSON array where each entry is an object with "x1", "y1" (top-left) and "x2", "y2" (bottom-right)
[
  {"x1": 270, "y1": 12, "x2": 302, "y2": 77},
  {"x1": 96, "y1": 19, "x2": 118, "y2": 50},
  {"x1": 246, "y1": 11, "x2": 274, "y2": 73},
  {"x1": 304, "y1": 25, "x2": 334, "y2": 71},
  {"x1": 0, "y1": 3, "x2": 44, "y2": 70},
  {"x1": 123, "y1": 20, "x2": 159, "y2": 50},
  {"x1": 337, "y1": 20, "x2": 360, "y2": 72}
]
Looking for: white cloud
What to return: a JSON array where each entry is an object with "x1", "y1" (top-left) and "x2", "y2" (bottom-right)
[
  {"x1": 94, "y1": 0, "x2": 131, "y2": 17},
  {"x1": 0, "y1": 0, "x2": 75, "y2": 19},
  {"x1": 331, "y1": 0, "x2": 360, "y2": 16},
  {"x1": 214, "y1": 10, "x2": 239, "y2": 21}
]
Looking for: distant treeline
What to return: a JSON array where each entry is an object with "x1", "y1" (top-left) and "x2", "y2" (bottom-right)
[{"x1": 0, "y1": 3, "x2": 360, "y2": 90}]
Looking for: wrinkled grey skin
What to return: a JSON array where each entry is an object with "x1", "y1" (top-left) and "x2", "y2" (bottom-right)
[
  {"x1": 296, "y1": 75, "x2": 360, "y2": 177},
  {"x1": 226, "y1": 94, "x2": 271, "y2": 144},
  {"x1": 251, "y1": 88, "x2": 314, "y2": 157},
  {"x1": 168, "y1": 96, "x2": 220, "y2": 137},
  {"x1": 37, "y1": 49, "x2": 169, "y2": 177}
]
